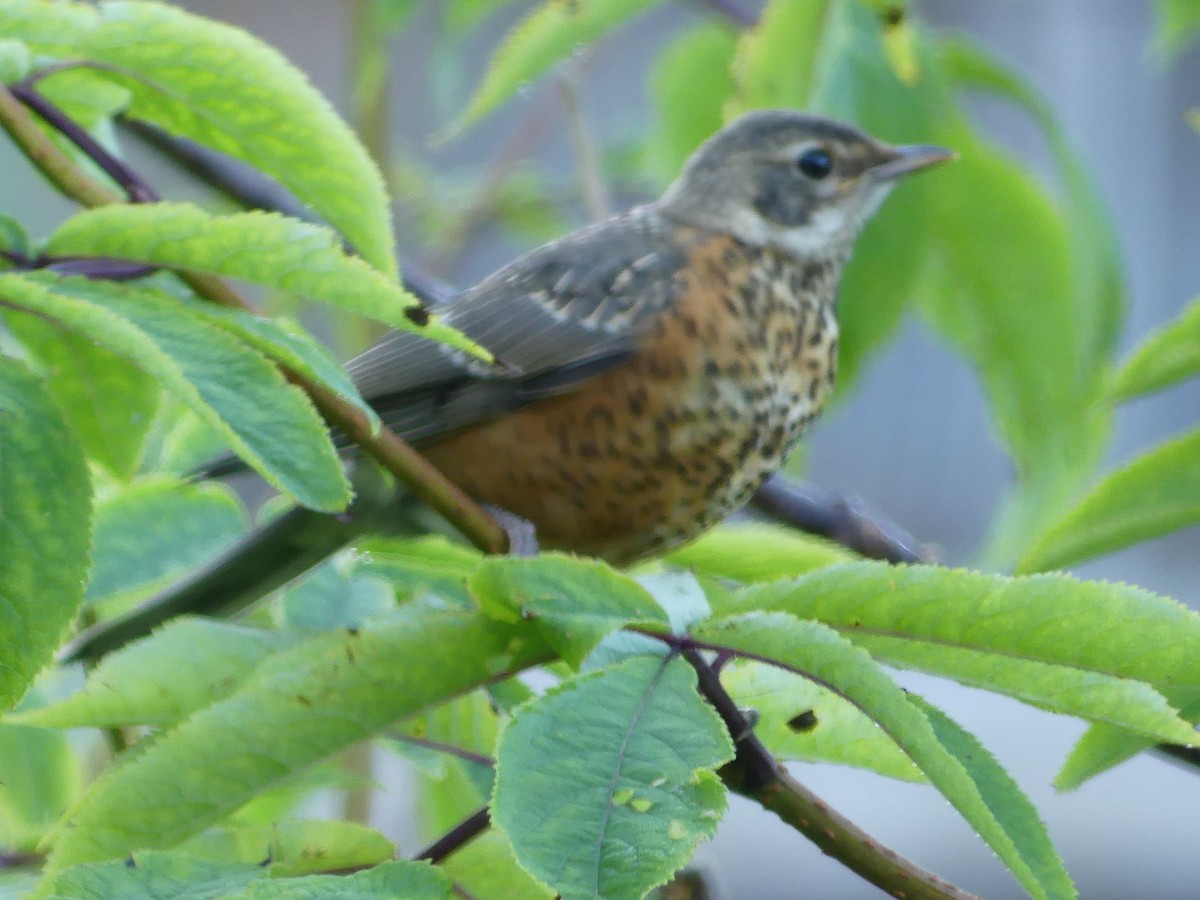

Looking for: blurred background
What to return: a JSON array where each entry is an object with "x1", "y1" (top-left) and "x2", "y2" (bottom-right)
[{"x1": 5, "y1": 1, "x2": 1200, "y2": 896}]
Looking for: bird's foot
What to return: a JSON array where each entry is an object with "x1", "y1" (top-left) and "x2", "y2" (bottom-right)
[{"x1": 481, "y1": 504, "x2": 540, "y2": 557}]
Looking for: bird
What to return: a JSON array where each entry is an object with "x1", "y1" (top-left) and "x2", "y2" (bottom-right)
[{"x1": 61, "y1": 110, "x2": 952, "y2": 661}]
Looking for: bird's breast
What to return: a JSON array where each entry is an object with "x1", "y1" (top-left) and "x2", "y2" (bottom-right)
[{"x1": 422, "y1": 234, "x2": 839, "y2": 564}]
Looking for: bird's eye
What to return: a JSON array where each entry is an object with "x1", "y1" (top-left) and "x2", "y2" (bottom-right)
[{"x1": 797, "y1": 148, "x2": 833, "y2": 180}]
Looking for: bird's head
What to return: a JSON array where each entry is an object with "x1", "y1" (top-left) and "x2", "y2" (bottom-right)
[{"x1": 658, "y1": 109, "x2": 953, "y2": 260}]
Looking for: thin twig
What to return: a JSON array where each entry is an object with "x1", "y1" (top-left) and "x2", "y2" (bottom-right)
[
  {"x1": 558, "y1": 63, "x2": 609, "y2": 222},
  {"x1": 415, "y1": 807, "x2": 491, "y2": 863},
  {"x1": 0, "y1": 82, "x2": 508, "y2": 556},
  {"x1": 387, "y1": 733, "x2": 495, "y2": 770},
  {"x1": 751, "y1": 475, "x2": 929, "y2": 564}
]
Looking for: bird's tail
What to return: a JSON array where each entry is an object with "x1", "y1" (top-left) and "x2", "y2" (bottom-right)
[{"x1": 60, "y1": 465, "x2": 404, "y2": 664}]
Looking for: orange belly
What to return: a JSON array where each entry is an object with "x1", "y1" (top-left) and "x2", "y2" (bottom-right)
[{"x1": 423, "y1": 236, "x2": 839, "y2": 564}]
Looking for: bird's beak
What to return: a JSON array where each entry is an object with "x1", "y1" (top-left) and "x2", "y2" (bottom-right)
[{"x1": 868, "y1": 144, "x2": 957, "y2": 182}]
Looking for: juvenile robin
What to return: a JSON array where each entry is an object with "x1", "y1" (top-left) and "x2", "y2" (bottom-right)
[{"x1": 63, "y1": 110, "x2": 952, "y2": 661}]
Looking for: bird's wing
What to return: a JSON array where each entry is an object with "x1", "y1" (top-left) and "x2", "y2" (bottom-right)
[{"x1": 347, "y1": 205, "x2": 690, "y2": 446}]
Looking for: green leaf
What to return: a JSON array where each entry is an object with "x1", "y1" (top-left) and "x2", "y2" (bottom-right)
[
  {"x1": 49, "y1": 0, "x2": 397, "y2": 276},
  {"x1": 0, "y1": 686, "x2": 80, "y2": 847},
  {"x1": 278, "y1": 564, "x2": 395, "y2": 633},
  {"x1": 1017, "y1": 430, "x2": 1200, "y2": 573},
  {"x1": 0, "y1": 355, "x2": 91, "y2": 712},
  {"x1": 226, "y1": 861, "x2": 452, "y2": 900},
  {"x1": 470, "y1": 554, "x2": 668, "y2": 667},
  {"x1": 728, "y1": 0, "x2": 829, "y2": 113},
  {"x1": 721, "y1": 660, "x2": 923, "y2": 781},
  {"x1": 85, "y1": 478, "x2": 246, "y2": 610},
  {"x1": 940, "y1": 37, "x2": 1124, "y2": 384},
  {"x1": 664, "y1": 523, "x2": 853, "y2": 583},
  {"x1": 44, "y1": 204, "x2": 494, "y2": 362},
  {"x1": 0, "y1": 0, "x2": 94, "y2": 52},
  {"x1": 1110, "y1": 296, "x2": 1200, "y2": 400},
  {"x1": 694, "y1": 612, "x2": 1074, "y2": 900},
  {"x1": 183, "y1": 820, "x2": 395, "y2": 878},
  {"x1": 0, "y1": 214, "x2": 29, "y2": 257},
  {"x1": 452, "y1": 0, "x2": 661, "y2": 132},
  {"x1": 850, "y1": 634, "x2": 1198, "y2": 745},
  {"x1": 441, "y1": 830, "x2": 556, "y2": 900},
  {"x1": 167, "y1": 301, "x2": 381, "y2": 433},
  {"x1": 13, "y1": 619, "x2": 290, "y2": 729},
  {"x1": 48, "y1": 852, "x2": 263, "y2": 900},
  {"x1": 0, "y1": 273, "x2": 350, "y2": 512},
  {"x1": 354, "y1": 535, "x2": 481, "y2": 607},
  {"x1": 1153, "y1": 0, "x2": 1200, "y2": 56},
  {"x1": 44, "y1": 604, "x2": 548, "y2": 874},
  {"x1": 492, "y1": 655, "x2": 733, "y2": 900},
  {"x1": 741, "y1": 562, "x2": 1200, "y2": 695},
  {"x1": 0, "y1": 38, "x2": 31, "y2": 84},
  {"x1": 5, "y1": 310, "x2": 159, "y2": 478},
  {"x1": 1055, "y1": 688, "x2": 1200, "y2": 789},
  {"x1": 646, "y1": 22, "x2": 737, "y2": 180},
  {"x1": 911, "y1": 696, "x2": 1075, "y2": 900}
]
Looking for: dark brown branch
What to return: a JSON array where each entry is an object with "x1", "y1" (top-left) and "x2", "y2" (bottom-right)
[
  {"x1": 751, "y1": 475, "x2": 928, "y2": 564},
  {"x1": 12, "y1": 82, "x2": 159, "y2": 202},
  {"x1": 415, "y1": 807, "x2": 491, "y2": 863}
]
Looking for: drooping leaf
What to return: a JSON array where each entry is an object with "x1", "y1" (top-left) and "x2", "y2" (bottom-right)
[
  {"x1": 5, "y1": 310, "x2": 159, "y2": 478},
  {"x1": 721, "y1": 659, "x2": 923, "y2": 781},
  {"x1": 470, "y1": 554, "x2": 668, "y2": 667},
  {"x1": 1017, "y1": 430, "x2": 1200, "y2": 573},
  {"x1": 84, "y1": 478, "x2": 246, "y2": 611},
  {"x1": 452, "y1": 0, "x2": 662, "y2": 132},
  {"x1": 44, "y1": 204, "x2": 494, "y2": 362},
  {"x1": 0, "y1": 273, "x2": 350, "y2": 512},
  {"x1": 12, "y1": 619, "x2": 290, "y2": 729},
  {"x1": 0, "y1": 355, "x2": 91, "y2": 712},
  {"x1": 44, "y1": 604, "x2": 548, "y2": 875},
  {"x1": 694, "y1": 612, "x2": 1074, "y2": 900},
  {"x1": 851, "y1": 633, "x2": 1197, "y2": 745},
  {"x1": 741, "y1": 562, "x2": 1200, "y2": 695},
  {"x1": 1109, "y1": 296, "x2": 1200, "y2": 400},
  {"x1": 912, "y1": 696, "x2": 1075, "y2": 899},
  {"x1": 491, "y1": 655, "x2": 733, "y2": 900},
  {"x1": 48, "y1": 852, "x2": 263, "y2": 900},
  {"x1": 40, "y1": 0, "x2": 399, "y2": 276}
]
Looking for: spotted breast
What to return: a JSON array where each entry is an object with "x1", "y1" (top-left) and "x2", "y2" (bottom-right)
[{"x1": 421, "y1": 227, "x2": 841, "y2": 564}]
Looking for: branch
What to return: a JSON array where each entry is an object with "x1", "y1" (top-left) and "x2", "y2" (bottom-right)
[
  {"x1": 0, "y1": 82, "x2": 508, "y2": 556},
  {"x1": 664, "y1": 639, "x2": 977, "y2": 900},
  {"x1": 751, "y1": 475, "x2": 928, "y2": 564},
  {"x1": 415, "y1": 807, "x2": 491, "y2": 864},
  {"x1": 387, "y1": 733, "x2": 495, "y2": 770}
]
